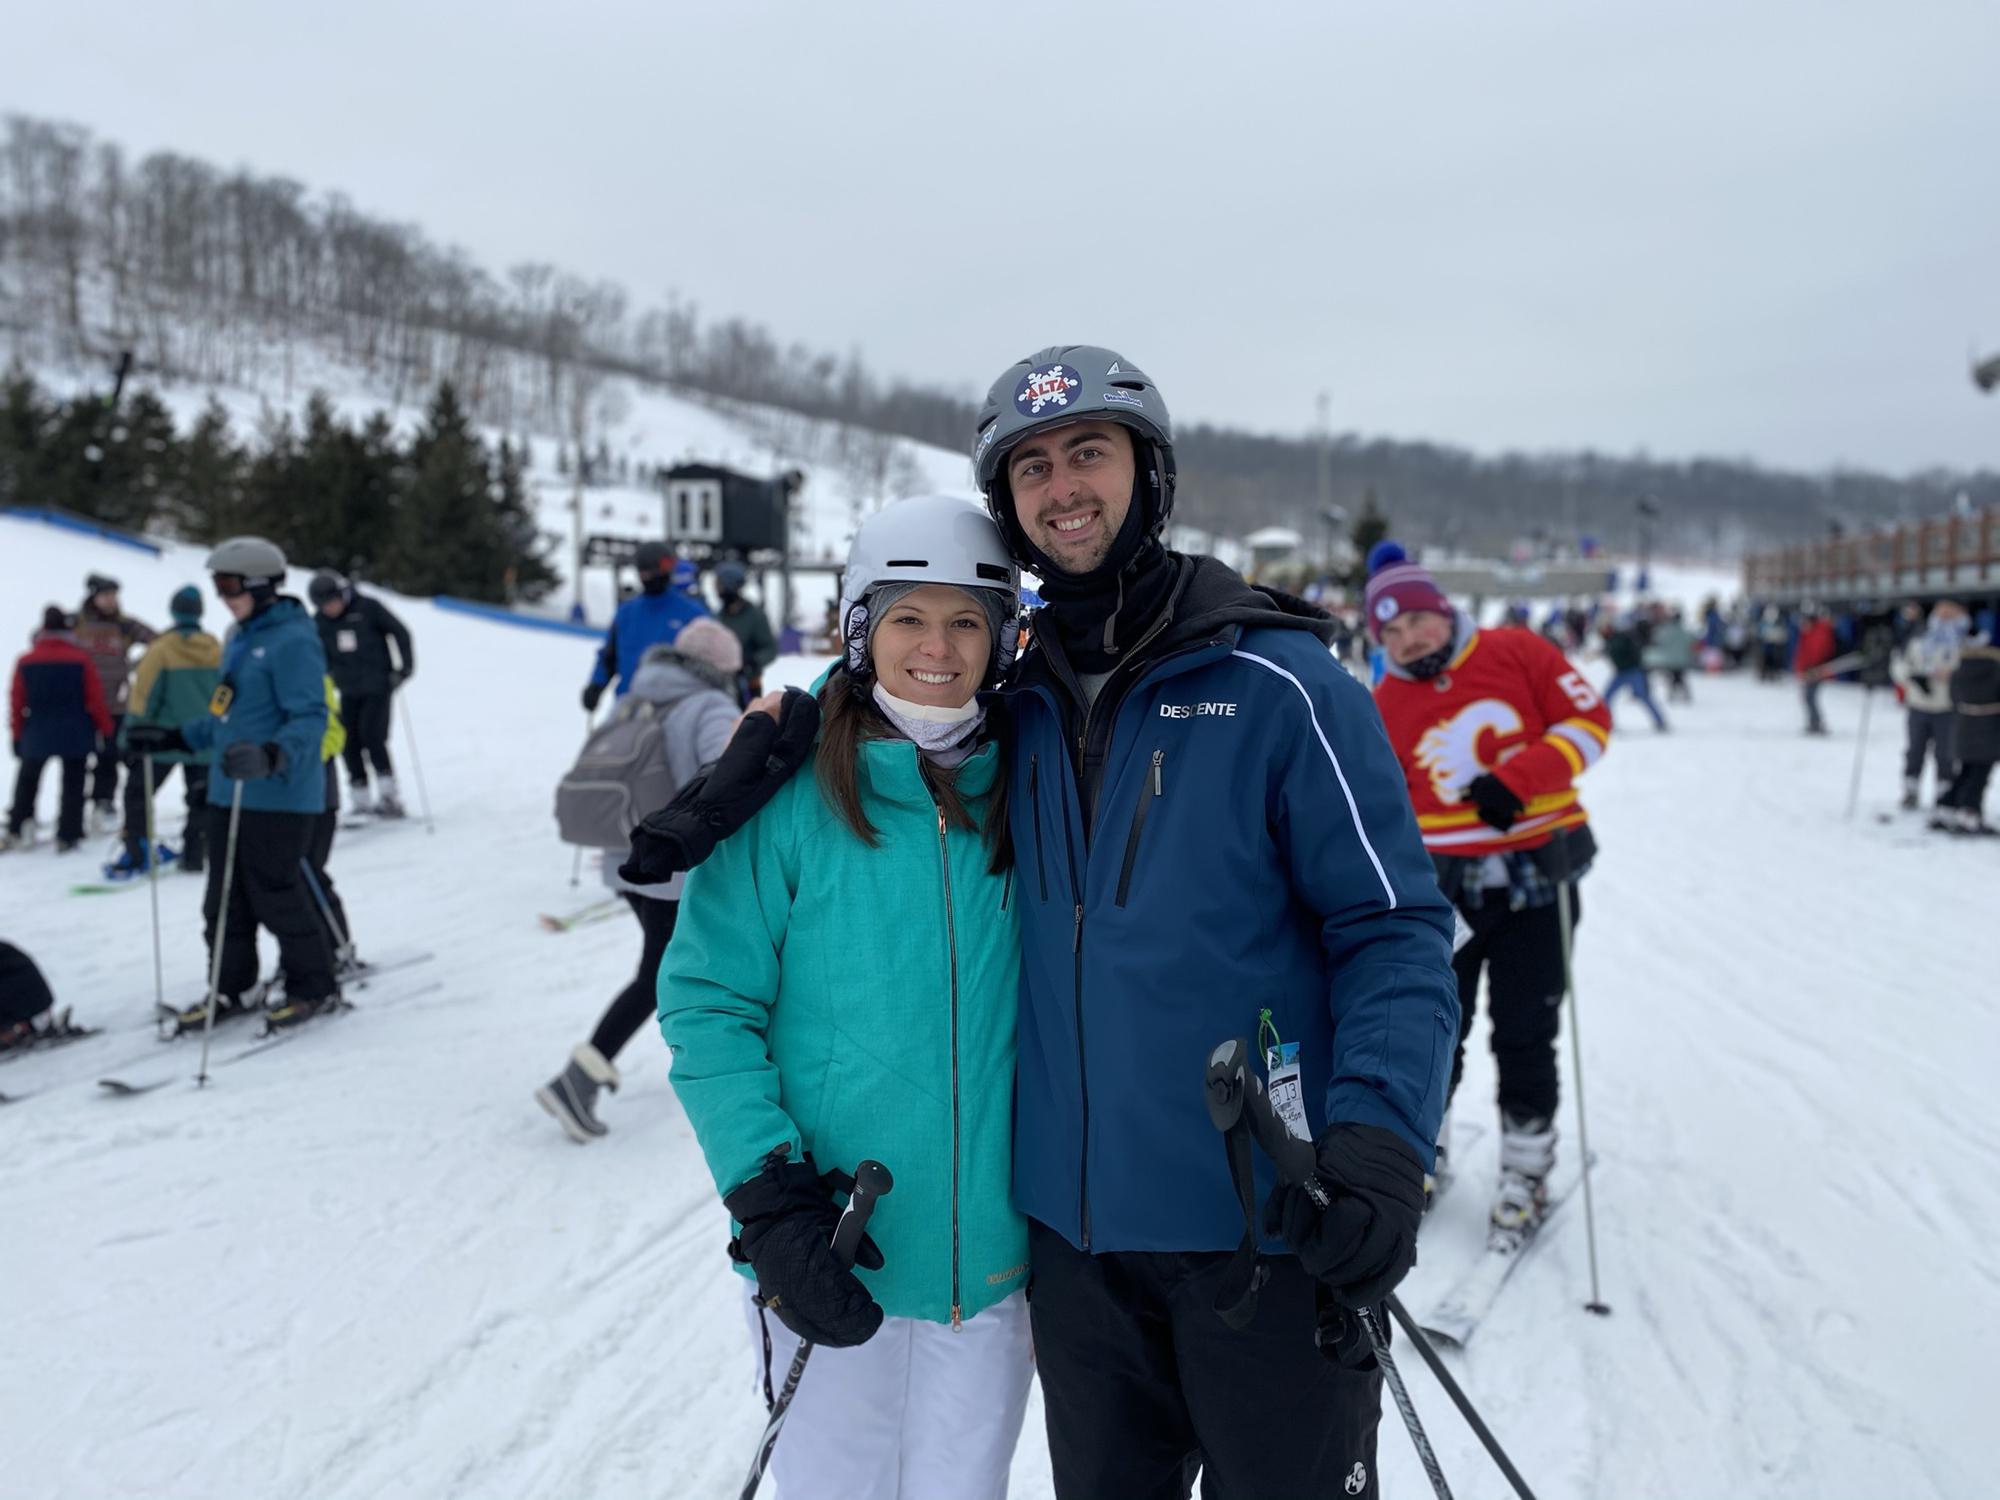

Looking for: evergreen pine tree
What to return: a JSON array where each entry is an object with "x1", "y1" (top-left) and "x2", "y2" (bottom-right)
[
  {"x1": 0, "y1": 368, "x2": 50, "y2": 509},
  {"x1": 171, "y1": 398, "x2": 248, "y2": 541}
]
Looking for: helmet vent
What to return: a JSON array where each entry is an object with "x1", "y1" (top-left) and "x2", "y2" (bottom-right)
[
  {"x1": 884, "y1": 558, "x2": 928, "y2": 569},
  {"x1": 975, "y1": 563, "x2": 1011, "y2": 582}
]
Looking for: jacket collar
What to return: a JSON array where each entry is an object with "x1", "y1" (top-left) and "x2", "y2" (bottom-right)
[{"x1": 855, "y1": 736, "x2": 999, "y2": 809}]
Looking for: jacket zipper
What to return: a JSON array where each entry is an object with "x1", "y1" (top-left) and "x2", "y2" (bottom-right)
[
  {"x1": 935, "y1": 806, "x2": 964, "y2": 1329},
  {"x1": 1029, "y1": 755, "x2": 1050, "y2": 902},
  {"x1": 1056, "y1": 780, "x2": 1091, "y2": 1250},
  {"x1": 1114, "y1": 749, "x2": 1165, "y2": 908}
]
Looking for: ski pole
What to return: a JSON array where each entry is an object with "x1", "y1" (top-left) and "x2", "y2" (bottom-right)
[
  {"x1": 142, "y1": 754, "x2": 165, "y2": 1017},
  {"x1": 395, "y1": 692, "x2": 435, "y2": 834},
  {"x1": 1204, "y1": 1038, "x2": 1543, "y2": 1500},
  {"x1": 1381, "y1": 1298, "x2": 1542, "y2": 1500},
  {"x1": 1844, "y1": 683, "x2": 1874, "y2": 821},
  {"x1": 299, "y1": 856, "x2": 355, "y2": 966},
  {"x1": 1554, "y1": 875, "x2": 1611, "y2": 1317},
  {"x1": 197, "y1": 780, "x2": 246, "y2": 1087},
  {"x1": 740, "y1": 1160, "x2": 893, "y2": 1500}
]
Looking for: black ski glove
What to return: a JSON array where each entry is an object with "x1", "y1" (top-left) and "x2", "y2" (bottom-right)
[
  {"x1": 221, "y1": 741, "x2": 286, "y2": 780},
  {"x1": 619, "y1": 688, "x2": 820, "y2": 886},
  {"x1": 124, "y1": 724, "x2": 190, "y2": 756},
  {"x1": 1263, "y1": 1123, "x2": 1427, "y2": 1307},
  {"x1": 724, "y1": 1149, "x2": 885, "y2": 1348},
  {"x1": 1466, "y1": 772, "x2": 1526, "y2": 832},
  {"x1": 581, "y1": 681, "x2": 605, "y2": 713}
]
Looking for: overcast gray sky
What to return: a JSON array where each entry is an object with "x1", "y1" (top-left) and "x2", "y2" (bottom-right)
[{"x1": 10, "y1": 1, "x2": 1996, "y2": 473}]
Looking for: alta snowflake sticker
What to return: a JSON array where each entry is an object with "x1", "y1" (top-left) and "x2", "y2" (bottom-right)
[{"x1": 1015, "y1": 364, "x2": 1082, "y2": 417}]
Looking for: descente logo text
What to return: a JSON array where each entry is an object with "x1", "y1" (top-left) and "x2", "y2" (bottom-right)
[{"x1": 1159, "y1": 702, "x2": 1238, "y2": 719}]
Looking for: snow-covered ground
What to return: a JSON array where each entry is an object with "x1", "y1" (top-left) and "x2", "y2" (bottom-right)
[{"x1": 3, "y1": 514, "x2": 1992, "y2": 1499}]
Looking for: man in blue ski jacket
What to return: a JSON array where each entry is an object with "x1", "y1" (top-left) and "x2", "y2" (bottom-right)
[
  {"x1": 126, "y1": 537, "x2": 334, "y2": 1029},
  {"x1": 976, "y1": 346, "x2": 1458, "y2": 1499},
  {"x1": 581, "y1": 541, "x2": 709, "y2": 710}
]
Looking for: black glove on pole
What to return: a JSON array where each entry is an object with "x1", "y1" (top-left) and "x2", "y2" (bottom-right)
[
  {"x1": 725, "y1": 1148, "x2": 886, "y2": 1347},
  {"x1": 124, "y1": 724, "x2": 190, "y2": 756},
  {"x1": 1264, "y1": 1123, "x2": 1428, "y2": 1306},
  {"x1": 220, "y1": 741, "x2": 286, "y2": 781},
  {"x1": 580, "y1": 681, "x2": 604, "y2": 713},
  {"x1": 1465, "y1": 773, "x2": 1526, "y2": 833},
  {"x1": 621, "y1": 688, "x2": 821, "y2": 886}
]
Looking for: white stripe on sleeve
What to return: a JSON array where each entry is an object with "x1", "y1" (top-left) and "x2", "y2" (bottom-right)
[{"x1": 1231, "y1": 650, "x2": 1398, "y2": 909}]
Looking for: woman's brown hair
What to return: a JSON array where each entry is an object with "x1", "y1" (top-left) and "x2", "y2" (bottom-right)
[{"x1": 816, "y1": 668, "x2": 1013, "y2": 875}]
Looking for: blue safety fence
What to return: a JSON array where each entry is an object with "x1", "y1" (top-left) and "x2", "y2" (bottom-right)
[
  {"x1": 432, "y1": 595, "x2": 603, "y2": 639},
  {"x1": 2, "y1": 506, "x2": 164, "y2": 556}
]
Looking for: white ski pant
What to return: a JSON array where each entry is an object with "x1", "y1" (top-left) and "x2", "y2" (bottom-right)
[{"x1": 743, "y1": 1284, "x2": 1034, "y2": 1500}]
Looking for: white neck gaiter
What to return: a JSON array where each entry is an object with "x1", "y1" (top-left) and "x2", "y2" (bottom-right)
[{"x1": 872, "y1": 682, "x2": 986, "y2": 763}]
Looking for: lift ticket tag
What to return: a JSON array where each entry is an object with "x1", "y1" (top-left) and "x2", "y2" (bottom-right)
[{"x1": 1265, "y1": 1040, "x2": 1310, "y2": 1143}]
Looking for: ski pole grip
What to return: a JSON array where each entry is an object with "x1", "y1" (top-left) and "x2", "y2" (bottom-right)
[{"x1": 830, "y1": 1159, "x2": 893, "y2": 1269}]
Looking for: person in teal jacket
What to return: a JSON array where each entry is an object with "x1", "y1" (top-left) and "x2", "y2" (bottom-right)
[
  {"x1": 127, "y1": 538, "x2": 335, "y2": 1028},
  {"x1": 659, "y1": 496, "x2": 1032, "y2": 1500}
]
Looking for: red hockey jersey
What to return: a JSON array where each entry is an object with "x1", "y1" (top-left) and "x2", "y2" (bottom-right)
[{"x1": 1375, "y1": 627, "x2": 1611, "y2": 858}]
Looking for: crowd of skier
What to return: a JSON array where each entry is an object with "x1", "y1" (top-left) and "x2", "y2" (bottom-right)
[{"x1": 6, "y1": 339, "x2": 1996, "y2": 1498}]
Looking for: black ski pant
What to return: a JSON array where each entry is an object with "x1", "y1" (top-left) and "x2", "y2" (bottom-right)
[
  {"x1": 88, "y1": 713, "x2": 125, "y2": 807},
  {"x1": 1666, "y1": 666, "x2": 1691, "y2": 702},
  {"x1": 339, "y1": 693, "x2": 394, "y2": 785},
  {"x1": 202, "y1": 805, "x2": 334, "y2": 1003},
  {"x1": 1943, "y1": 759, "x2": 1994, "y2": 817},
  {"x1": 1027, "y1": 1218, "x2": 1384, "y2": 1500},
  {"x1": 122, "y1": 758, "x2": 209, "y2": 867},
  {"x1": 1904, "y1": 710, "x2": 1956, "y2": 788},
  {"x1": 8, "y1": 755, "x2": 87, "y2": 843},
  {"x1": 0, "y1": 940, "x2": 57, "y2": 1028},
  {"x1": 1448, "y1": 886, "x2": 1579, "y2": 1125},
  {"x1": 302, "y1": 762, "x2": 351, "y2": 953},
  {"x1": 588, "y1": 894, "x2": 678, "y2": 1060}
]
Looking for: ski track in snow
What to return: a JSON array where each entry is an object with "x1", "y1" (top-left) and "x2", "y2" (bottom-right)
[{"x1": 4, "y1": 518, "x2": 1995, "y2": 1498}]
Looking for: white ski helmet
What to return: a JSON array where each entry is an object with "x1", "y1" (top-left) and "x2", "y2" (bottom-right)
[
  {"x1": 205, "y1": 536, "x2": 288, "y2": 589},
  {"x1": 837, "y1": 496, "x2": 1021, "y2": 684}
]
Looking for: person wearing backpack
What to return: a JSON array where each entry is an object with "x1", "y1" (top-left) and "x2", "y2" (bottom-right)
[{"x1": 538, "y1": 617, "x2": 746, "y2": 1141}]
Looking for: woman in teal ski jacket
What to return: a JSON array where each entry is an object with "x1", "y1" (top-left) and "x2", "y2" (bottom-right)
[{"x1": 658, "y1": 496, "x2": 1032, "y2": 1500}]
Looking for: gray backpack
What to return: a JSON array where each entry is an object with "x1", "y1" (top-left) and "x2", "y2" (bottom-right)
[{"x1": 555, "y1": 698, "x2": 676, "y2": 849}]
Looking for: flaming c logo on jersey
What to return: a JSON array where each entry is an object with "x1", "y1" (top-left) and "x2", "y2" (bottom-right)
[{"x1": 1415, "y1": 698, "x2": 1522, "y2": 802}]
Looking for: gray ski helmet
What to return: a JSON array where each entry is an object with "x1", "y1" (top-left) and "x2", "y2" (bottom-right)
[
  {"x1": 307, "y1": 570, "x2": 349, "y2": 608},
  {"x1": 205, "y1": 536, "x2": 288, "y2": 586},
  {"x1": 972, "y1": 345, "x2": 1176, "y2": 540},
  {"x1": 837, "y1": 495, "x2": 1021, "y2": 684}
]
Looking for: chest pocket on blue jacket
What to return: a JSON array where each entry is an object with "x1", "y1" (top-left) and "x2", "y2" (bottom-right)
[{"x1": 1113, "y1": 748, "x2": 1165, "y2": 908}]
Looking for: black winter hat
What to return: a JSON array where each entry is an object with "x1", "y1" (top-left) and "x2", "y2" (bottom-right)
[{"x1": 42, "y1": 605, "x2": 70, "y2": 632}]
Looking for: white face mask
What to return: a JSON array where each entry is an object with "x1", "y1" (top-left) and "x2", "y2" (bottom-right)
[{"x1": 872, "y1": 682, "x2": 985, "y2": 752}]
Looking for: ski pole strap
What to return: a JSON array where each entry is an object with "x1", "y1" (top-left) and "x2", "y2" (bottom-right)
[{"x1": 1212, "y1": 1108, "x2": 1269, "y2": 1331}]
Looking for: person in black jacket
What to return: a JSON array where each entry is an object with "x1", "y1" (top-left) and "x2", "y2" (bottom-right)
[{"x1": 308, "y1": 572, "x2": 414, "y2": 818}]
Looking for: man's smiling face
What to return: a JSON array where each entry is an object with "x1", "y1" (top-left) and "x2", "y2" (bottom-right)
[{"x1": 1004, "y1": 421, "x2": 1136, "y2": 576}]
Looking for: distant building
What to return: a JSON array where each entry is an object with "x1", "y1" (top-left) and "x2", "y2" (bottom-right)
[{"x1": 654, "y1": 463, "x2": 801, "y2": 555}]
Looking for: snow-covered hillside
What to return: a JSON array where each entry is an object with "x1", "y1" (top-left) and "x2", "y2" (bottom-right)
[{"x1": 2, "y1": 513, "x2": 1990, "y2": 1499}]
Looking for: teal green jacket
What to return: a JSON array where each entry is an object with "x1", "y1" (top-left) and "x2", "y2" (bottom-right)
[{"x1": 659, "y1": 734, "x2": 1027, "y2": 1326}]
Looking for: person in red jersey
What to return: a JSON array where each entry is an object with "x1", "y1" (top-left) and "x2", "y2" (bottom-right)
[{"x1": 1364, "y1": 542, "x2": 1612, "y2": 1246}]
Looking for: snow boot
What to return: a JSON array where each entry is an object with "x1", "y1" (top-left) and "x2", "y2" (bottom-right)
[
  {"x1": 0, "y1": 821, "x2": 32, "y2": 852},
  {"x1": 1900, "y1": 779, "x2": 1920, "y2": 812},
  {"x1": 1489, "y1": 1111, "x2": 1558, "y2": 1253},
  {"x1": 89, "y1": 802, "x2": 118, "y2": 836},
  {"x1": 374, "y1": 776, "x2": 407, "y2": 819},
  {"x1": 535, "y1": 1043, "x2": 619, "y2": 1143}
]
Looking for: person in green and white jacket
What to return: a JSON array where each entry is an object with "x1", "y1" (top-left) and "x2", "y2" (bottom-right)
[{"x1": 660, "y1": 496, "x2": 1031, "y2": 1500}]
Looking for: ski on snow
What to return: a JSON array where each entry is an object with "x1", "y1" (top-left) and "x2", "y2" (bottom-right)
[
  {"x1": 1418, "y1": 1156, "x2": 1600, "y2": 1350},
  {"x1": 538, "y1": 897, "x2": 623, "y2": 933},
  {"x1": 99, "y1": 976, "x2": 443, "y2": 1095}
]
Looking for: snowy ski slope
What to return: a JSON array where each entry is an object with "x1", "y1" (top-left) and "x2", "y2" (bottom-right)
[{"x1": 2, "y1": 515, "x2": 1992, "y2": 1499}]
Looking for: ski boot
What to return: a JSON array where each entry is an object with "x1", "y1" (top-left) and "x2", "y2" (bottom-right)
[
  {"x1": 102, "y1": 839, "x2": 177, "y2": 882},
  {"x1": 0, "y1": 820, "x2": 36, "y2": 853},
  {"x1": 348, "y1": 780, "x2": 375, "y2": 817},
  {"x1": 373, "y1": 776, "x2": 407, "y2": 819},
  {"x1": 1900, "y1": 779, "x2": 1920, "y2": 812},
  {"x1": 535, "y1": 1043, "x2": 619, "y2": 1143},
  {"x1": 89, "y1": 802, "x2": 119, "y2": 836},
  {"x1": 1488, "y1": 1111, "x2": 1557, "y2": 1253},
  {"x1": 1, "y1": 1006, "x2": 102, "y2": 1053},
  {"x1": 264, "y1": 989, "x2": 342, "y2": 1030}
]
